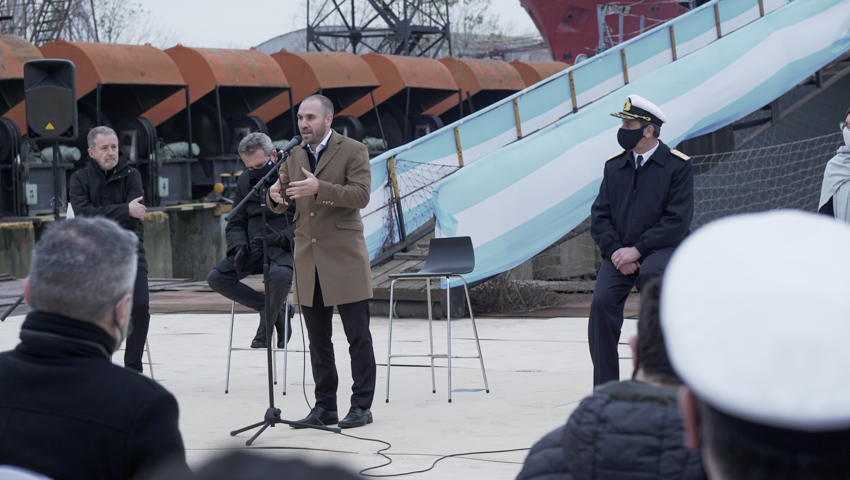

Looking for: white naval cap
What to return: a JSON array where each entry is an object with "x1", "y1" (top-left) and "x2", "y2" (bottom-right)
[
  {"x1": 661, "y1": 210, "x2": 850, "y2": 432},
  {"x1": 610, "y1": 94, "x2": 667, "y2": 126}
]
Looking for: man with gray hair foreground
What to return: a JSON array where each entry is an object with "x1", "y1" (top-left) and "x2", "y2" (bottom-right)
[
  {"x1": 0, "y1": 218, "x2": 187, "y2": 480},
  {"x1": 69, "y1": 125, "x2": 150, "y2": 373},
  {"x1": 661, "y1": 210, "x2": 850, "y2": 480}
]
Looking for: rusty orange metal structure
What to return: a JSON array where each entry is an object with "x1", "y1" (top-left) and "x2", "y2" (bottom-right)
[
  {"x1": 5, "y1": 40, "x2": 187, "y2": 152},
  {"x1": 340, "y1": 52, "x2": 458, "y2": 119},
  {"x1": 27, "y1": 41, "x2": 193, "y2": 204},
  {"x1": 1, "y1": 35, "x2": 44, "y2": 133},
  {"x1": 139, "y1": 46, "x2": 291, "y2": 199},
  {"x1": 0, "y1": 35, "x2": 43, "y2": 119},
  {"x1": 143, "y1": 45, "x2": 289, "y2": 129},
  {"x1": 251, "y1": 50, "x2": 378, "y2": 142},
  {"x1": 509, "y1": 59, "x2": 569, "y2": 87},
  {"x1": 337, "y1": 53, "x2": 458, "y2": 148},
  {"x1": 424, "y1": 57, "x2": 527, "y2": 122}
]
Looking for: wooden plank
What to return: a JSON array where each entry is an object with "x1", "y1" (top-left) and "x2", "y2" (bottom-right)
[
  {"x1": 393, "y1": 252, "x2": 428, "y2": 261},
  {"x1": 370, "y1": 257, "x2": 407, "y2": 279},
  {"x1": 372, "y1": 288, "x2": 433, "y2": 302},
  {"x1": 371, "y1": 258, "x2": 425, "y2": 289}
]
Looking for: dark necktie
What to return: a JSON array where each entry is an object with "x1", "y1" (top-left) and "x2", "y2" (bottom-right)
[{"x1": 635, "y1": 154, "x2": 643, "y2": 172}]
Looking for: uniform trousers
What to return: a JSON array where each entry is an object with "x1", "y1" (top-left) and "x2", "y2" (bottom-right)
[
  {"x1": 588, "y1": 247, "x2": 674, "y2": 386},
  {"x1": 124, "y1": 266, "x2": 149, "y2": 373},
  {"x1": 302, "y1": 272, "x2": 376, "y2": 412}
]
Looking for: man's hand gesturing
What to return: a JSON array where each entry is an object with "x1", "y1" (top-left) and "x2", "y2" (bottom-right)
[{"x1": 285, "y1": 168, "x2": 319, "y2": 199}]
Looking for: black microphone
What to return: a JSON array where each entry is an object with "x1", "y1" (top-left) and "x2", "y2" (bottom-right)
[{"x1": 276, "y1": 135, "x2": 302, "y2": 160}]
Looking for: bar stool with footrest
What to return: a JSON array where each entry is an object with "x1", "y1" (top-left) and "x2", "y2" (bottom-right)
[{"x1": 385, "y1": 236, "x2": 489, "y2": 402}]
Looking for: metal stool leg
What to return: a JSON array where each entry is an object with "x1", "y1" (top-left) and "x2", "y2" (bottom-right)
[
  {"x1": 282, "y1": 299, "x2": 289, "y2": 395},
  {"x1": 462, "y1": 277, "x2": 488, "y2": 393},
  {"x1": 385, "y1": 279, "x2": 397, "y2": 402},
  {"x1": 427, "y1": 278, "x2": 436, "y2": 394},
  {"x1": 145, "y1": 339, "x2": 155, "y2": 381},
  {"x1": 272, "y1": 334, "x2": 278, "y2": 386},
  {"x1": 446, "y1": 275, "x2": 452, "y2": 403},
  {"x1": 225, "y1": 301, "x2": 236, "y2": 393}
]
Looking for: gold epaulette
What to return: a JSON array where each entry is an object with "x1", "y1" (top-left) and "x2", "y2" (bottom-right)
[
  {"x1": 607, "y1": 150, "x2": 625, "y2": 161},
  {"x1": 671, "y1": 149, "x2": 690, "y2": 161}
]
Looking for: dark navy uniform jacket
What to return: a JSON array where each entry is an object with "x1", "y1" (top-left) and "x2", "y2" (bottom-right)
[{"x1": 590, "y1": 140, "x2": 693, "y2": 259}]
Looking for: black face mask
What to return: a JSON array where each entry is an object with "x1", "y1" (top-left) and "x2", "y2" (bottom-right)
[
  {"x1": 249, "y1": 160, "x2": 275, "y2": 185},
  {"x1": 617, "y1": 127, "x2": 645, "y2": 151}
]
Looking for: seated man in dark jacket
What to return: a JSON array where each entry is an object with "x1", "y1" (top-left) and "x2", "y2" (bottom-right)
[
  {"x1": 0, "y1": 217, "x2": 187, "y2": 480},
  {"x1": 516, "y1": 278, "x2": 705, "y2": 480},
  {"x1": 207, "y1": 132, "x2": 295, "y2": 348}
]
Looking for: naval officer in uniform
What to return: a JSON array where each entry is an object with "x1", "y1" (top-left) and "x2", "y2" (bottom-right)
[{"x1": 588, "y1": 94, "x2": 693, "y2": 386}]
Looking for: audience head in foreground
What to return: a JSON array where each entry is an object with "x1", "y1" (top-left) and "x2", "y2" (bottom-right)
[
  {"x1": 662, "y1": 210, "x2": 850, "y2": 480},
  {"x1": 515, "y1": 276, "x2": 705, "y2": 480},
  {"x1": 146, "y1": 451, "x2": 359, "y2": 480},
  {"x1": 0, "y1": 218, "x2": 187, "y2": 480}
]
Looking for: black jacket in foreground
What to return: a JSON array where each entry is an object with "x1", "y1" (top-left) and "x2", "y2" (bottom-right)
[
  {"x1": 217, "y1": 171, "x2": 296, "y2": 272},
  {"x1": 69, "y1": 157, "x2": 147, "y2": 268},
  {"x1": 590, "y1": 141, "x2": 693, "y2": 259},
  {"x1": 516, "y1": 380, "x2": 706, "y2": 480},
  {"x1": 0, "y1": 311, "x2": 187, "y2": 480}
]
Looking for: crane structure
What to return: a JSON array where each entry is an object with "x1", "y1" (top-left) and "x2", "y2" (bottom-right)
[
  {"x1": 0, "y1": 0, "x2": 74, "y2": 45},
  {"x1": 307, "y1": 0, "x2": 452, "y2": 57}
]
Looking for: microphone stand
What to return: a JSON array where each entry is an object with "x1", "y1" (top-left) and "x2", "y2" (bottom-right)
[
  {"x1": 0, "y1": 295, "x2": 24, "y2": 322},
  {"x1": 228, "y1": 143, "x2": 340, "y2": 446}
]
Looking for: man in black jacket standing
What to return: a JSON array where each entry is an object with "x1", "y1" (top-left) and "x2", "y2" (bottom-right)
[
  {"x1": 0, "y1": 217, "x2": 187, "y2": 480},
  {"x1": 207, "y1": 132, "x2": 295, "y2": 348},
  {"x1": 69, "y1": 126, "x2": 150, "y2": 373},
  {"x1": 589, "y1": 95, "x2": 693, "y2": 386}
]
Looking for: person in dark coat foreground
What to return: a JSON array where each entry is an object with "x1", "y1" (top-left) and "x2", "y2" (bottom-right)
[
  {"x1": 516, "y1": 278, "x2": 706, "y2": 480},
  {"x1": 0, "y1": 218, "x2": 187, "y2": 480}
]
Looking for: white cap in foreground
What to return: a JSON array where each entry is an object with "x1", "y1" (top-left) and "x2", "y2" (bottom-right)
[{"x1": 661, "y1": 210, "x2": 850, "y2": 432}]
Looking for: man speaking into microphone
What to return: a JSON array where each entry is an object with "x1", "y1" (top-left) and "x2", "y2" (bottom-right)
[{"x1": 268, "y1": 94, "x2": 375, "y2": 429}]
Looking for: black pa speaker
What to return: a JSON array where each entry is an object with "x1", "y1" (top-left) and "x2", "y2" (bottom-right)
[{"x1": 23, "y1": 59, "x2": 78, "y2": 141}]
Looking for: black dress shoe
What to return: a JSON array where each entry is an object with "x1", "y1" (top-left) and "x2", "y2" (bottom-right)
[
  {"x1": 290, "y1": 407, "x2": 338, "y2": 429},
  {"x1": 251, "y1": 310, "x2": 269, "y2": 348},
  {"x1": 338, "y1": 405, "x2": 373, "y2": 428},
  {"x1": 250, "y1": 323, "x2": 267, "y2": 348}
]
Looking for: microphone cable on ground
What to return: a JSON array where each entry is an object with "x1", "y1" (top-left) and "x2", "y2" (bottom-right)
[
  {"x1": 275, "y1": 173, "x2": 531, "y2": 478},
  {"x1": 340, "y1": 429, "x2": 529, "y2": 478}
]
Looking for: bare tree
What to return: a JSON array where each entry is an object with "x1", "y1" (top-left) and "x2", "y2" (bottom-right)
[
  {"x1": 445, "y1": 0, "x2": 504, "y2": 57},
  {"x1": 63, "y1": 0, "x2": 175, "y2": 46}
]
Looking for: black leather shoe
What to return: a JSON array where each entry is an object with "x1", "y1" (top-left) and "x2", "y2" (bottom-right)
[
  {"x1": 250, "y1": 324, "x2": 267, "y2": 349},
  {"x1": 290, "y1": 407, "x2": 338, "y2": 429},
  {"x1": 338, "y1": 405, "x2": 373, "y2": 428}
]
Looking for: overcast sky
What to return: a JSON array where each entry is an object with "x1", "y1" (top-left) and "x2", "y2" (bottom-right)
[{"x1": 139, "y1": 0, "x2": 538, "y2": 49}]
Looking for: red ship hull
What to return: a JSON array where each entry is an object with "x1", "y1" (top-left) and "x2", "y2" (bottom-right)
[{"x1": 519, "y1": 0, "x2": 690, "y2": 63}]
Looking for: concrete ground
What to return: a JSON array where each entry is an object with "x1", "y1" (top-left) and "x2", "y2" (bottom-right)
[{"x1": 0, "y1": 310, "x2": 637, "y2": 479}]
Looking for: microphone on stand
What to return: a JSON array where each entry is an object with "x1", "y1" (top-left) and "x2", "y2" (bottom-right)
[{"x1": 276, "y1": 135, "x2": 302, "y2": 161}]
